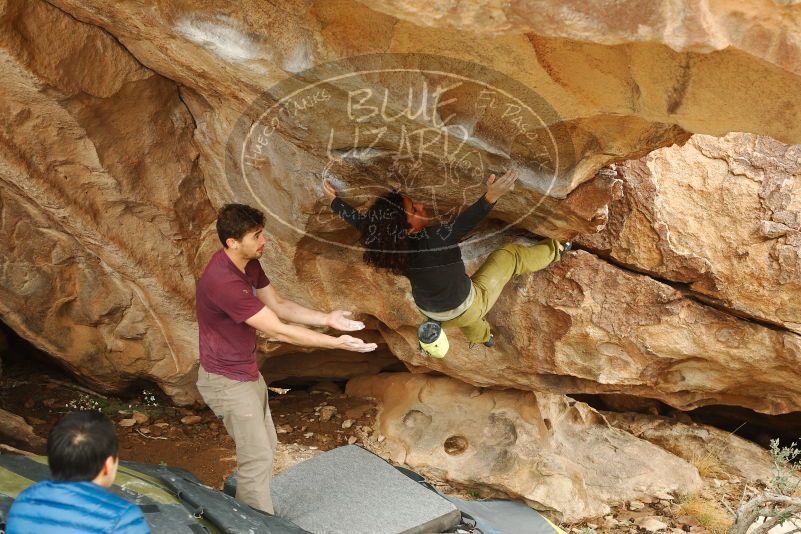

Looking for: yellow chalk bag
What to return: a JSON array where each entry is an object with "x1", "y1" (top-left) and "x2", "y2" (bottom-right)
[{"x1": 417, "y1": 319, "x2": 449, "y2": 358}]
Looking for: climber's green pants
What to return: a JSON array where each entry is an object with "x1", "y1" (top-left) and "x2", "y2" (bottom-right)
[{"x1": 441, "y1": 239, "x2": 561, "y2": 344}]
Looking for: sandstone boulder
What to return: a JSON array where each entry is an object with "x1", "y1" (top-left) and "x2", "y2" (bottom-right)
[
  {"x1": 361, "y1": 1, "x2": 801, "y2": 77},
  {"x1": 1, "y1": 0, "x2": 801, "y2": 405},
  {"x1": 578, "y1": 133, "x2": 801, "y2": 335},
  {"x1": 350, "y1": 248, "x2": 801, "y2": 414},
  {"x1": 347, "y1": 372, "x2": 702, "y2": 522},
  {"x1": 0, "y1": 408, "x2": 45, "y2": 452},
  {"x1": 603, "y1": 411, "x2": 775, "y2": 483},
  {"x1": 0, "y1": 0, "x2": 210, "y2": 402}
]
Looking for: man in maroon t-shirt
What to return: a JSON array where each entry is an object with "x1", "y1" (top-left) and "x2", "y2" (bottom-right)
[{"x1": 196, "y1": 203, "x2": 376, "y2": 514}]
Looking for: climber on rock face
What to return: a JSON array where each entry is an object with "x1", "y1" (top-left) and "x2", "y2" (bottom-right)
[{"x1": 323, "y1": 170, "x2": 570, "y2": 350}]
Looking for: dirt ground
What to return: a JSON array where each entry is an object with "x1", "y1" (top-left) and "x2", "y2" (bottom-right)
[
  {"x1": 0, "y1": 355, "x2": 384, "y2": 491},
  {"x1": 0, "y1": 355, "x2": 769, "y2": 534}
]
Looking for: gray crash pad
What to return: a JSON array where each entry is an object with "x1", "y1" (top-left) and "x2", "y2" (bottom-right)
[{"x1": 236, "y1": 445, "x2": 461, "y2": 534}]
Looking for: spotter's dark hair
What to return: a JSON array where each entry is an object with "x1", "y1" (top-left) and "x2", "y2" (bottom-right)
[
  {"x1": 47, "y1": 411, "x2": 118, "y2": 482},
  {"x1": 216, "y1": 204, "x2": 265, "y2": 247}
]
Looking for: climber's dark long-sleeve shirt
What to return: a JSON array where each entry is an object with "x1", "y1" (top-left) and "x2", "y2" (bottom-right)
[{"x1": 331, "y1": 195, "x2": 494, "y2": 313}]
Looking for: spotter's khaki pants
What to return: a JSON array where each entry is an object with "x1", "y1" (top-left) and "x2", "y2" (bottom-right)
[
  {"x1": 196, "y1": 367, "x2": 277, "y2": 514},
  {"x1": 441, "y1": 239, "x2": 561, "y2": 343}
]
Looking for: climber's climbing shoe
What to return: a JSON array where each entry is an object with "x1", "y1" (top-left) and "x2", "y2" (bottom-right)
[{"x1": 468, "y1": 333, "x2": 495, "y2": 350}]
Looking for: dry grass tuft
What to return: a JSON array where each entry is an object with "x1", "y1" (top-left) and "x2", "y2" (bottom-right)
[
  {"x1": 673, "y1": 494, "x2": 732, "y2": 534},
  {"x1": 690, "y1": 451, "x2": 729, "y2": 480}
]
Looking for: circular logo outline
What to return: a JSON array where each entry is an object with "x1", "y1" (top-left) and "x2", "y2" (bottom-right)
[{"x1": 227, "y1": 53, "x2": 575, "y2": 254}]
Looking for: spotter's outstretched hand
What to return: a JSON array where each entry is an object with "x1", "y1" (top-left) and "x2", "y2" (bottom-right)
[
  {"x1": 326, "y1": 310, "x2": 365, "y2": 331},
  {"x1": 336, "y1": 335, "x2": 378, "y2": 353}
]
